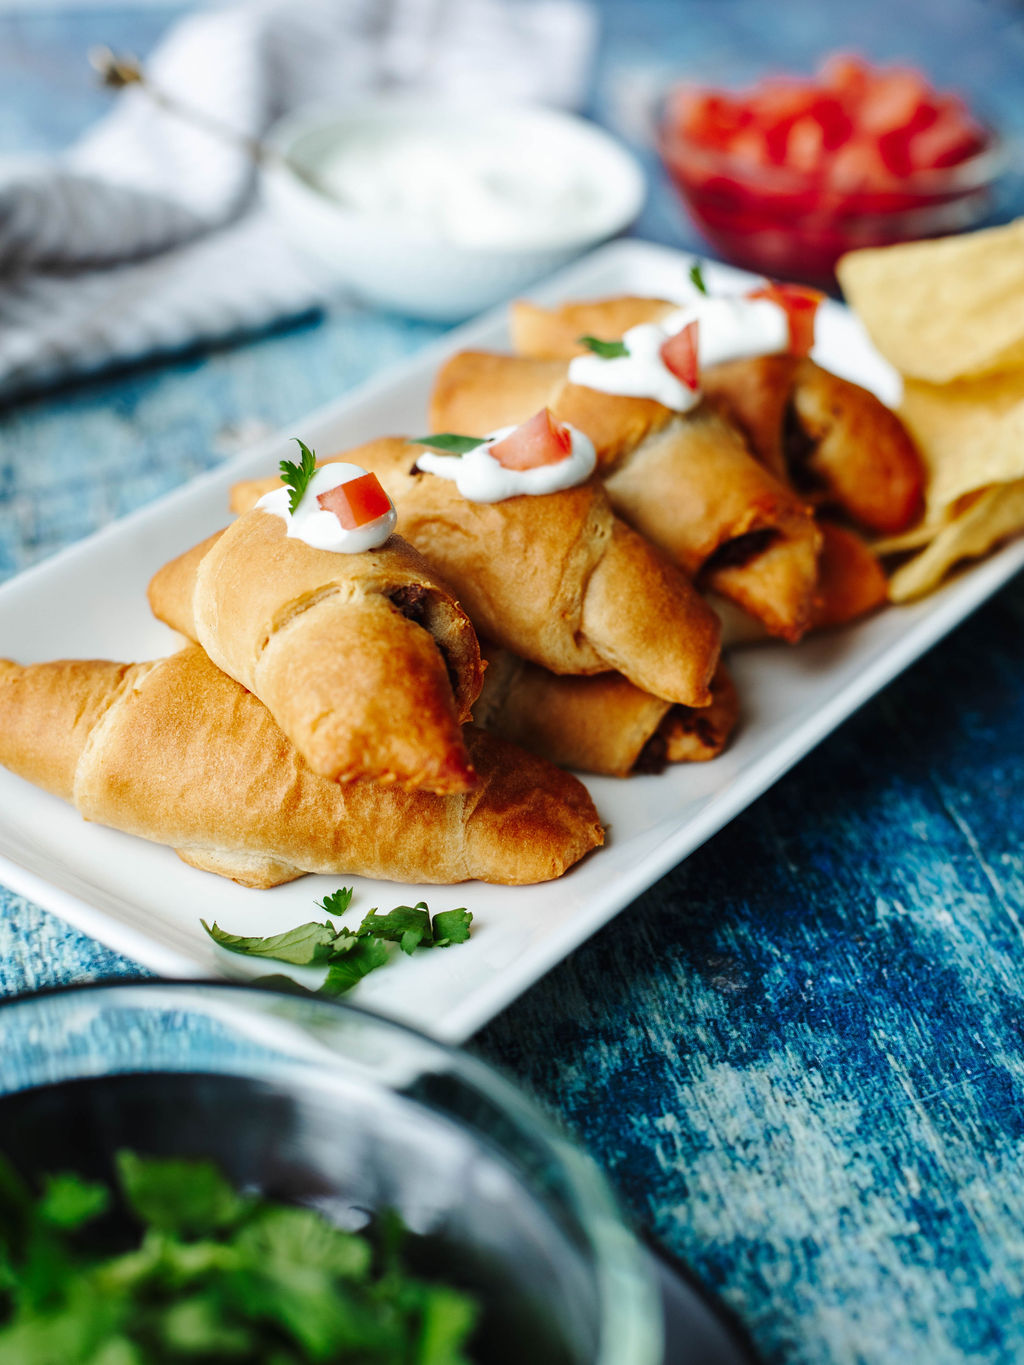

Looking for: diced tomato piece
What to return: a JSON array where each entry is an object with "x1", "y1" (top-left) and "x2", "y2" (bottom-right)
[
  {"x1": 857, "y1": 68, "x2": 933, "y2": 136},
  {"x1": 317, "y1": 471, "x2": 392, "y2": 528},
  {"x1": 907, "y1": 101, "x2": 986, "y2": 169},
  {"x1": 748, "y1": 283, "x2": 824, "y2": 356},
  {"x1": 489, "y1": 410, "x2": 573, "y2": 471},
  {"x1": 660, "y1": 320, "x2": 700, "y2": 389},
  {"x1": 817, "y1": 52, "x2": 871, "y2": 102}
]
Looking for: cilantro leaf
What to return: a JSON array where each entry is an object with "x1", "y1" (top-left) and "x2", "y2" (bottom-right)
[
  {"x1": 577, "y1": 334, "x2": 630, "y2": 359},
  {"x1": 116, "y1": 1152, "x2": 249, "y2": 1237},
  {"x1": 278, "y1": 437, "x2": 319, "y2": 515},
  {"x1": 432, "y1": 908, "x2": 473, "y2": 947},
  {"x1": 0, "y1": 1150, "x2": 483, "y2": 1363},
  {"x1": 317, "y1": 886, "x2": 353, "y2": 918},
  {"x1": 318, "y1": 938, "x2": 391, "y2": 996},
  {"x1": 357, "y1": 904, "x2": 432, "y2": 955},
  {"x1": 408, "y1": 433, "x2": 482, "y2": 456},
  {"x1": 689, "y1": 260, "x2": 709, "y2": 295},
  {"x1": 201, "y1": 919, "x2": 337, "y2": 966},
  {"x1": 38, "y1": 1174, "x2": 110, "y2": 1231}
]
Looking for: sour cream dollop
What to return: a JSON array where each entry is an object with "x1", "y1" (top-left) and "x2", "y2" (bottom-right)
[
  {"x1": 257, "y1": 462, "x2": 397, "y2": 552},
  {"x1": 566, "y1": 294, "x2": 791, "y2": 411},
  {"x1": 415, "y1": 425, "x2": 596, "y2": 502}
]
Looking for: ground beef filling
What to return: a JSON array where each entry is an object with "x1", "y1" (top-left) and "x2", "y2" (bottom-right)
[
  {"x1": 702, "y1": 527, "x2": 778, "y2": 574},
  {"x1": 388, "y1": 584, "x2": 461, "y2": 697},
  {"x1": 782, "y1": 400, "x2": 823, "y2": 495},
  {"x1": 633, "y1": 730, "x2": 668, "y2": 775}
]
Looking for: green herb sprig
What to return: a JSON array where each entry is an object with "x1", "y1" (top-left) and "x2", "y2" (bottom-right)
[
  {"x1": 278, "y1": 437, "x2": 318, "y2": 514},
  {"x1": 202, "y1": 892, "x2": 472, "y2": 998},
  {"x1": 0, "y1": 1150, "x2": 479, "y2": 1362},
  {"x1": 408, "y1": 433, "x2": 483, "y2": 456},
  {"x1": 689, "y1": 260, "x2": 709, "y2": 296},
  {"x1": 577, "y1": 334, "x2": 630, "y2": 359}
]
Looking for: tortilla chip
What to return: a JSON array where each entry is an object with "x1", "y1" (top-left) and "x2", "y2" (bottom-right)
[
  {"x1": 872, "y1": 518, "x2": 951, "y2": 557},
  {"x1": 837, "y1": 218, "x2": 1024, "y2": 384},
  {"x1": 887, "y1": 479, "x2": 1024, "y2": 601},
  {"x1": 898, "y1": 371, "x2": 1024, "y2": 515}
]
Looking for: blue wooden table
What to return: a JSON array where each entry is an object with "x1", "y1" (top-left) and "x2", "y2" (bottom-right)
[{"x1": 3, "y1": 3, "x2": 1024, "y2": 1361}]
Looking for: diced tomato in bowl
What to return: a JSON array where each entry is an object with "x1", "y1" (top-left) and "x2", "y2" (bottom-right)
[{"x1": 659, "y1": 54, "x2": 1003, "y2": 286}]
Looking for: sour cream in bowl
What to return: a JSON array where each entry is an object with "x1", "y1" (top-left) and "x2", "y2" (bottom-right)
[{"x1": 262, "y1": 98, "x2": 645, "y2": 320}]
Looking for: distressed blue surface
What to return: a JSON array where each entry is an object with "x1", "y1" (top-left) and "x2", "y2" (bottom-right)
[{"x1": 3, "y1": 3, "x2": 1024, "y2": 1362}]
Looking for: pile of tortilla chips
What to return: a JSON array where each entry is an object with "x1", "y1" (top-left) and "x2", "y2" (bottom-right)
[{"x1": 837, "y1": 217, "x2": 1024, "y2": 601}]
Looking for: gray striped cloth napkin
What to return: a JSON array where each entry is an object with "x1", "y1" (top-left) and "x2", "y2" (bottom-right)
[{"x1": 0, "y1": 0, "x2": 595, "y2": 402}]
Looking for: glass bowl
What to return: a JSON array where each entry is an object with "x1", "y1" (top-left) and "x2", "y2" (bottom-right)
[
  {"x1": 659, "y1": 111, "x2": 1006, "y2": 287},
  {"x1": 0, "y1": 980, "x2": 662, "y2": 1364}
]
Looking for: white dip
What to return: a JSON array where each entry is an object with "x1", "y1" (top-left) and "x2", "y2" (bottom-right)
[
  {"x1": 316, "y1": 129, "x2": 609, "y2": 250},
  {"x1": 567, "y1": 295, "x2": 790, "y2": 410},
  {"x1": 415, "y1": 426, "x2": 597, "y2": 502},
  {"x1": 257, "y1": 463, "x2": 397, "y2": 552}
]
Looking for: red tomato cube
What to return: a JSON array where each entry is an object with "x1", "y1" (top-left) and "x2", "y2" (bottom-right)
[
  {"x1": 660, "y1": 320, "x2": 700, "y2": 389},
  {"x1": 489, "y1": 410, "x2": 573, "y2": 471},
  {"x1": 748, "y1": 283, "x2": 824, "y2": 356},
  {"x1": 317, "y1": 471, "x2": 392, "y2": 528}
]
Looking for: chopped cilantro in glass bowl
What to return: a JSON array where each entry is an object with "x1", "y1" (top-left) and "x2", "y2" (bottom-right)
[{"x1": 0, "y1": 981, "x2": 661, "y2": 1364}]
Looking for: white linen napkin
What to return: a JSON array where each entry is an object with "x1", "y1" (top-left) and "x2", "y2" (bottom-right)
[{"x1": 0, "y1": 0, "x2": 596, "y2": 401}]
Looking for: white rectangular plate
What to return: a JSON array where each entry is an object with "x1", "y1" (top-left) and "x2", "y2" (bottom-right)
[{"x1": 2, "y1": 241, "x2": 1022, "y2": 1043}]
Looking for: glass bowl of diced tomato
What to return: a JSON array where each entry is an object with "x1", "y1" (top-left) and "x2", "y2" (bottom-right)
[{"x1": 659, "y1": 54, "x2": 1005, "y2": 287}]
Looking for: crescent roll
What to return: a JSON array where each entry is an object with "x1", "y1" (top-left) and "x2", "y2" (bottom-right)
[
  {"x1": 511, "y1": 295, "x2": 925, "y2": 538},
  {"x1": 475, "y1": 649, "x2": 738, "y2": 778},
  {"x1": 229, "y1": 439, "x2": 722, "y2": 710},
  {"x1": 148, "y1": 513, "x2": 484, "y2": 794},
  {"x1": 428, "y1": 349, "x2": 821, "y2": 643},
  {"x1": 0, "y1": 646, "x2": 603, "y2": 888},
  {"x1": 702, "y1": 355, "x2": 925, "y2": 535}
]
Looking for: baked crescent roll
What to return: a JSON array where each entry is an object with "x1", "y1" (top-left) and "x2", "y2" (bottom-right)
[
  {"x1": 147, "y1": 513, "x2": 483, "y2": 794},
  {"x1": 510, "y1": 296, "x2": 674, "y2": 360},
  {"x1": 0, "y1": 646, "x2": 603, "y2": 888},
  {"x1": 709, "y1": 519, "x2": 888, "y2": 643},
  {"x1": 429, "y1": 350, "x2": 821, "y2": 642},
  {"x1": 702, "y1": 355, "x2": 925, "y2": 535},
  {"x1": 475, "y1": 648, "x2": 738, "y2": 778},
  {"x1": 511, "y1": 295, "x2": 924, "y2": 538},
  {"x1": 229, "y1": 438, "x2": 721, "y2": 710}
]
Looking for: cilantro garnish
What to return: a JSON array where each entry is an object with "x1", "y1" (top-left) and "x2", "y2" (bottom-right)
[
  {"x1": 203, "y1": 892, "x2": 473, "y2": 996},
  {"x1": 689, "y1": 260, "x2": 709, "y2": 295},
  {"x1": 577, "y1": 334, "x2": 630, "y2": 359},
  {"x1": 0, "y1": 1150, "x2": 480, "y2": 1361},
  {"x1": 278, "y1": 437, "x2": 318, "y2": 514},
  {"x1": 408, "y1": 433, "x2": 482, "y2": 456}
]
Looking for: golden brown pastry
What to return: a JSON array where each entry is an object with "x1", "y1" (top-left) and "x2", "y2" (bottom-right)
[
  {"x1": 510, "y1": 294, "x2": 925, "y2": 539},
  {"x1": 510, "y1": 296, "x2": 673, "y2": 360},
  {"x1": 229, "y1": 438, "x2": 722, "y2": 710},
  {"x1": 429, "y1": 349, "x2": 821, "y2": 642},
  {"x1": 474, "y1": 648, "x2": 738, "y2": 777},
  {"x1": 811, "y1": 520, "x2": 888, "y2": 629},
  {"x1": 0, "y1": 646, "x2": 603, "y2": 888},
  {"x1": 148, "y1": 512, "x2": 483, "y2": 794},
  {"x1": 702, "y1": 355, "x2": 925, "y2": 535}
]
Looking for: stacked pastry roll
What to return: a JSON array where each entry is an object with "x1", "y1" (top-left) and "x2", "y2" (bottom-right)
[
  {"x1": 500, "y1": 290, "x2": 924, "y2": 636},
  {"x1": 0, "y1": 269, "x2": 928, "y2": 890},
  {"x1": 0, "y1": 460, "x2": 607, "y2": 887}
]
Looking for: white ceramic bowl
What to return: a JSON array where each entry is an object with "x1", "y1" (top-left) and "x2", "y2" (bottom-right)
[{"x1": 262, "y1": 97, "x2": 646, "y2": 321}]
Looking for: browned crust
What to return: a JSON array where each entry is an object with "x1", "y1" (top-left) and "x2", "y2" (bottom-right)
[
  {"x1": 230, "y1": 437, "x2": 722, "y2": 706},
  {"x1": 660, "y1": 663, "x2": 739, "y2": 763},
  {"x1": 810, "y1": 520, "x2": 889, "y2": 629},
  {"x1": 148, "y1": 513, "x2": 483, "y2": 793},
  {"x1": 427, "y1": 344, "x2": 821, "y2": 642},
  {"x1": 0, "y1": 647, "x2": 603, "y2": 887},
  {"x1": 509, "y1": 296, "x2": 676, "y2": 360},
  {"x1": 475, "y1": 647, "x2": 737, "y2": 777}
]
